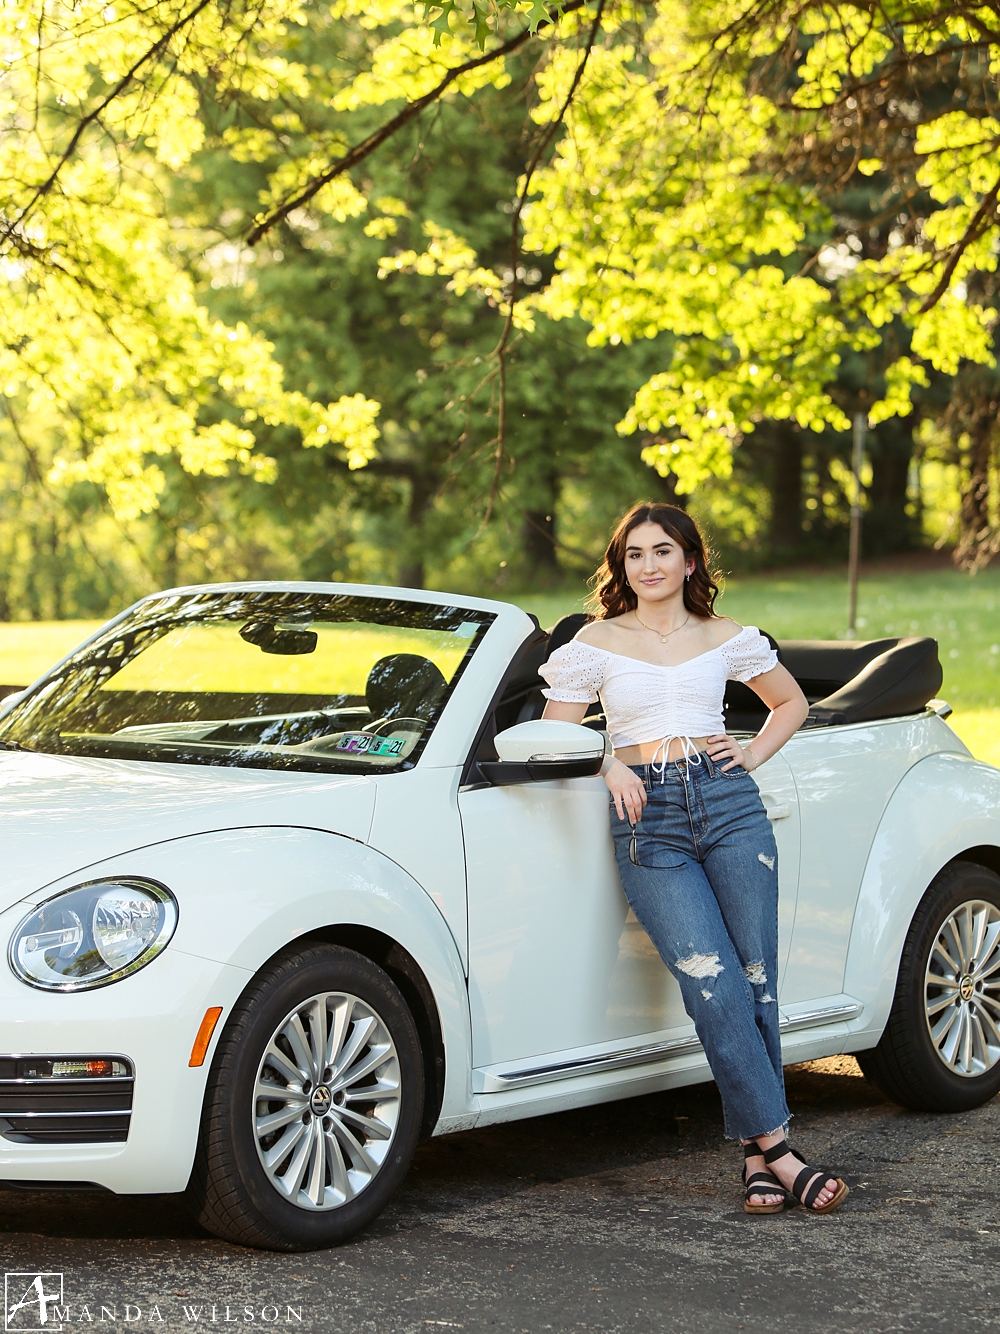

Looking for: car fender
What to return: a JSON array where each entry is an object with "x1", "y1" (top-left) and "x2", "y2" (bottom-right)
[
  {"x1": 843, "y1": 751, "x2": 1000, "y2": 1046},
  {"x1": 39, "y1": 825, "x2": 476, "y2": 1134}
]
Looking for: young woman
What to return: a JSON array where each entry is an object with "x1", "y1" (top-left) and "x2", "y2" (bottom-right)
[{"x1": 539, "y1": 502, "x2": 849, "y2": 1215}]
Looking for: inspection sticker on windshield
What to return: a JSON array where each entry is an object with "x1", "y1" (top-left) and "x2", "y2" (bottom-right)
[{"x1": 335, "y1": 733, "x2": 407, "y2": 757}]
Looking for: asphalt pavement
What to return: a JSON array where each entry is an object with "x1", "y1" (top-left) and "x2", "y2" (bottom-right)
[{"x1": 2, "y1": 1056, "x2": 998, "y2": 1334}]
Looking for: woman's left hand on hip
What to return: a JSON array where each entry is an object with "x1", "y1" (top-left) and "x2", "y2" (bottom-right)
[{"x1": 705, "y1": 733, "x2": 757, "y2": 772}]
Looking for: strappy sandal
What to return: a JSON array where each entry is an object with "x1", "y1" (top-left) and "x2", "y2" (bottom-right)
[
  {"x1": 759, "y1": 1140, "x2": 849, "y2": 1215},
  {"x1": 742, "y1": 1140, "x2": 788, "y2": 1215}
]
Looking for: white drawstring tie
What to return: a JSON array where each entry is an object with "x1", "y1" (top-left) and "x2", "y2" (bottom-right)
[{"x1": 651, "y1": 734, "x2": 703, "y2": 782}]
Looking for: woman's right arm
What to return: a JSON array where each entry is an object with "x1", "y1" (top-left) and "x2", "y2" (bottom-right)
[{"x1": 541, "y1": 700, "x2": 647, "y2": 824}]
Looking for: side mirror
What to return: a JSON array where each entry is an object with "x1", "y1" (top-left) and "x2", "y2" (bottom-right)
[{"x1": 480, "y1": 720, "x2": 605, "y2": 786}]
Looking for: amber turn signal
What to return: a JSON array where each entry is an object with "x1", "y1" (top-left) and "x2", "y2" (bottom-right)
[{"x1": 189, "y1": 1006, "x2": 224, "y2": 1067}]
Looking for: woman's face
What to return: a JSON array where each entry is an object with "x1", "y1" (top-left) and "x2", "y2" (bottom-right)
[{"x1": 623, "y1": 522, "x2": 695, "y2": 603}]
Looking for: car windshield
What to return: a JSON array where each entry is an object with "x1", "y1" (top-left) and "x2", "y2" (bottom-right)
[{"x1": 0, "y1": 590, "x2": 493, "y2": 774}]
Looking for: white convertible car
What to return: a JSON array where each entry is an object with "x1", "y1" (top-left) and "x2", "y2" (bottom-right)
[{"x1": 0, "y1": 582, "x2": 998, "y2": 1250}]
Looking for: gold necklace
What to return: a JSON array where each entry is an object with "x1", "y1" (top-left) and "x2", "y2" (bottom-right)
[{"x1": 634, "y1": 611, "x2": 690, "y2": 644}]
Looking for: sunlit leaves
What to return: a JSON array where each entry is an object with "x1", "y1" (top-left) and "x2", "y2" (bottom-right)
[
  {"x1": 520, "y1": 0, "x2": 1000, "y2": 466},
  {"x1": 867, "y1": 357, "x2": 930, "y2": 426},
  {"x1": 0, "y1": 0, "x2": 381, "y2": 517}
]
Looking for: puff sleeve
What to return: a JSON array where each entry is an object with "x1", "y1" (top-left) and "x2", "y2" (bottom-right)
[
  {"x1": 719, "y1": 626, "x2": 778, "y2": 683},
  {"x1": 537, "y1": 640, "x2": 608, "y2": 704}
]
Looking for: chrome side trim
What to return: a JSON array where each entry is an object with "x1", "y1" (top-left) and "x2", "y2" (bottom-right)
[
  {"x1": 779, "y1": 1002, "x2": 862, "y2": 1033},
  {"x1": 475, "y1": 1000, "x2": 864, "y2": 1092},
  {"x1": 475, "y1": 1035, "x2": 704, "y2": 1092}
]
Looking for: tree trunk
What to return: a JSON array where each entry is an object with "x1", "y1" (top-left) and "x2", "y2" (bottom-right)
[
  {"x1": 522, "y1": 507, "x2": 559, "y2": 573},
  {"x1": 866, "y1": 419, "x2": 916, "y2": 556},
  {"x1": 653, "y1": 468, "x2": 687, "y2": 509},
  {"x1": 26, "y1": 521, "x2": 42, "y2": 621},
  {"x1": 957, "y1": 417, "x2": 993, "y2": 570},
  {"x1": 398, "y1": 471, "x2": 431, "y2": 588},
  {"x1": 946, "y1": 366, "x2": 1000, "y2": 570},
  {"x1": 160, "y1": 517, "x2": 179, "y2": 590},
  {"x1": 49, "y1": 513, "x2": 64, "y2": 620},
  {"x1": 769, "y1": 423, "x2": 803, "y2": 552}
]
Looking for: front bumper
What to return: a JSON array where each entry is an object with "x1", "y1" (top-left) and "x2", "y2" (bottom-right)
[{"x1": 0, "y1": 903, "x2": 252, "y2": 1194}]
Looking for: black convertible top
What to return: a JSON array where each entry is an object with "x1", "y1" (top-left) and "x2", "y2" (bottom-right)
[{"x1": 725, "y1": 635, "x2": 943, "y2": 731}]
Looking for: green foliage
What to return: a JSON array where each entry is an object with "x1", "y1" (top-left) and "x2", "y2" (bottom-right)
[
  {"x1": 4, "y1": 0, "x2": 1000, "y2": 617},
  {"x1": 0, "y1": 0, "x2": 382, "y2": 522}
]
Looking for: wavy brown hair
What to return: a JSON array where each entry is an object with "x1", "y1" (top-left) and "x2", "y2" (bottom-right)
[{"x1": 587, "y1": 503, "x2": 721, "y2": 621}]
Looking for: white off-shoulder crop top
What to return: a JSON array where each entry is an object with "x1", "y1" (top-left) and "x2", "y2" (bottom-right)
[{"x1": 538, "y1": 625, "x2": 778, "y2": 749}]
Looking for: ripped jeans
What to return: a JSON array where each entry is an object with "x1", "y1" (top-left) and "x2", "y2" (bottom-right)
[{"x1": 610, "y1": 752, "x2": 790, "y2": 1141}]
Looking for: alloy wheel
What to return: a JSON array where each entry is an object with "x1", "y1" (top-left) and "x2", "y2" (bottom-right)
[
  {"x1": 925, "y1": 899, "x2": 1000, "y2": 1078},
  {"x1": 253, "y1": 990, "x2": 401, "y2": 1210}
]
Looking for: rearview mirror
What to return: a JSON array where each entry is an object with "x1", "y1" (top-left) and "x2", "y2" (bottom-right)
[
  {"x1": 481, "y1": 720, "x2": 605, "y2": 786},
  {"x1": 240, "y1": 621, "x2": 318, "y2": 655}
]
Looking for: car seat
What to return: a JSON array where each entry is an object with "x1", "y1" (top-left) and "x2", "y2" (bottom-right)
[{"x1": 365, "y1": 654, "x2": 447, "y2": 723}]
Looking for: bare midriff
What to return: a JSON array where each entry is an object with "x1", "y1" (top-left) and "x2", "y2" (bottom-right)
[{"x1": 613, "y1": 736, "x2": 711, "y2": 766}]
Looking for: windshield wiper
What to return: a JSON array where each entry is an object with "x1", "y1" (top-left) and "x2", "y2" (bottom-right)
[{"x1": 0, "y1": 739, "x2": 31, "y2": 751}]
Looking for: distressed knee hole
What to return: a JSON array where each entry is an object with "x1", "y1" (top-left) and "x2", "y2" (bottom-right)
[
  {"x1": 761, "y1": 992, "x2": 775, "y2": 1004},
  {"x1": 701, "y1": 988, "x2": 713, "y2": 1001},
  {"x1": 758, "y1": 853, "x2": 775, "y2": 871},
  {"x1": 676, "y1": 952, "x2": 724, "y2": 980},
  {"x1": 744, "y1": 961, "x2": 767, "y2": 985}
]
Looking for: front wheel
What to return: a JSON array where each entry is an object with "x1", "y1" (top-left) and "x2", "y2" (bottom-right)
[
  {"x1": 858, "y1": 861, "x2": 1000, "y2": 1113},
  {"x1": 187, "y1": 944, "x2": 424, "y2": 1250}
]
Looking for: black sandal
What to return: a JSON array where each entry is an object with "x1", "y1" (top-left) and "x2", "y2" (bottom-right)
[
  {"x1": 759, "y1": 1140, "x2": 849, "y2": 1214},
  {"x1": 742, "y1": 1140, "x2": 788, "y2": 1214}
]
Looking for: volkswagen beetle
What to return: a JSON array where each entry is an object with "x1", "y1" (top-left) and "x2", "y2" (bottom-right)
[{"x1": 0, "y1": 581, "x2": 996, "y2": 1250}]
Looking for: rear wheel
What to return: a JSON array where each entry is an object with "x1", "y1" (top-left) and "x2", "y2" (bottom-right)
[
  {"x1": 858, "y1": 862, "x2": 1000, "y2": 1112},
  {"x1": 187, "y1": 944, "x2": 424, "y2": 1250}
]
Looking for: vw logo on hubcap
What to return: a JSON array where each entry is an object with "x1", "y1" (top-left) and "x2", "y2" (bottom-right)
[
  {"x1": 310, "y1": 1084, "x2": 333, "y2": 1115},
  {"x1": 960, "y1": 975, "x2": 976, "y2": 1001}
]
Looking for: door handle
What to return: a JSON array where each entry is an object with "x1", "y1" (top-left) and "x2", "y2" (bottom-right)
[{"x1": 762, "y1": 801, "x2": 792, "y2": 821}]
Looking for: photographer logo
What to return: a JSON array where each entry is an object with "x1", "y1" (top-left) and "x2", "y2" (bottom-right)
[{"x1": 5, "y1": 1275, "x2": 65, "y2": 1331}]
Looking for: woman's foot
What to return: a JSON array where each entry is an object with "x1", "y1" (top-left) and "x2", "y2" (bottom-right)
[
  {"x1": 751, "y1": 1130, "x2": 846, "y2": 1212},
  {"x1": 741, "y1": 1139, "x2": 786, "y2": 1210}
]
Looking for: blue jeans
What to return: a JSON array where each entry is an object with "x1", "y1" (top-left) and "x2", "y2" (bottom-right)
[{"x1": 610, "y1": 752, "x2": 790, "y2": 1141}]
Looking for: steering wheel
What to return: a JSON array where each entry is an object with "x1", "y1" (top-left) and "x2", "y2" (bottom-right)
[{"x1": 367, "y1": 716, "x2": 427, "y2": 736}]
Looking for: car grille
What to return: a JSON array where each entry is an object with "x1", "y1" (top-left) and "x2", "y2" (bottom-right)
[{"x1": 0, "y1": 1056, "x2": 134, "y2": 1145}]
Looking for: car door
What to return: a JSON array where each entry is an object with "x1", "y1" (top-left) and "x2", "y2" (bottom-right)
[
  {"x1": 460, "y1": 752, "x2": 800, "y2": 1076},
  {"x1": 778, "y1": 717, "x2": 929, "y2": 1005}
]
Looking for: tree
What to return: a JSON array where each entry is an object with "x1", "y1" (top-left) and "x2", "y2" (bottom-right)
[
  {"x1": 517, "y1": 2, "x2": 1000, "y2": 561},
  {"x1": 9, "y1": 0, "x2": 1000, "y2": 611}
]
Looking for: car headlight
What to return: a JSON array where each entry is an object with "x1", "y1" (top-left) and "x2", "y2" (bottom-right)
[{"x1": 9, "y1": 878, "x2": 178, "y2": 991}]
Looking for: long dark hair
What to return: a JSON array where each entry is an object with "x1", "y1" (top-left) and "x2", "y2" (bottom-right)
[{"x1": 587, "y1": 503, "x2": 721, "y2": 620}]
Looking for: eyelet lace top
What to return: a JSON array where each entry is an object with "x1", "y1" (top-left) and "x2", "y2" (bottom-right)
[{"x1": 538, "y1": 625, "x2": 778, "y2": 749}]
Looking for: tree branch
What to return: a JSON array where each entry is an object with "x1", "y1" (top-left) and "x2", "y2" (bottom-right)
[
  {"x1": 918, "y1": 176, "x2": 1000, "y2": 313},
  {"x1": 4, "y1": 0, "x2": 217, "y2": 242},
  {"x1": 244, "y1": 0, "x2": 587, "y2": 246}
]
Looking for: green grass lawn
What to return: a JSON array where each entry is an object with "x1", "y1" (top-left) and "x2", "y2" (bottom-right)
[{"x1": 2, "y1": 564, "x2": 999, "y2": 762}]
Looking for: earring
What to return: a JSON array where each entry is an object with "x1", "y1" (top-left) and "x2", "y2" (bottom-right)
[{"x1": 685, "y1": 571, "x2": 692, "y2": 581}]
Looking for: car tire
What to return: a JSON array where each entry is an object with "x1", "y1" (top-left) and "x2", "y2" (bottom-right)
[
  {"x1": 857, "y1": 861, "x2": 1000, "y2": 1113},
  {"x1": 186, "y1": 943, "x2": 424, "y2": 1251}
]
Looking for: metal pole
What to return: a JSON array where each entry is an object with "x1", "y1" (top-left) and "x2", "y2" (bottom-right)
[{"x1": 847, "y1": 411, "x2": 866, "y2": 637}]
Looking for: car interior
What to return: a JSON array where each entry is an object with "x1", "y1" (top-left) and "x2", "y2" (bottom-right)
[
  {"x1": 462, "y1": 613, "x2": 945, "y2": 785},
  {"x1": 56, "y1": 652, "x2": 452, "y2": 769}
]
